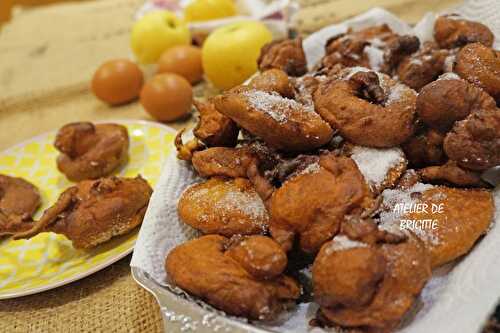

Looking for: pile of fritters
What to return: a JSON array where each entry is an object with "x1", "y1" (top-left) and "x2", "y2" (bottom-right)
[{"x1": 168, "y1": 14, "x2": 498, "y2": 332}]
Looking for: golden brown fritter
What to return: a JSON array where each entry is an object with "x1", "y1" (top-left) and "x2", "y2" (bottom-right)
[
  {"x1": 455, "y1": 43, "x2": 500, "y2": 102},
  {"x1": 226, "y1": 235, "x2": 288, "y2": 280},
  {"x1": 434, "y1": 15, "x2": 494, "y2": 49},
  {"x1": 343, "y1": 144, "x2": 408, "y2": 194},
  {"x1": 178, "y1": 177, "x2": 269, "y2": 237},
  {"x1": 395, "y1": 169, "x2": 421, "y2": 189},
  {"x1": 249, "y1": 154, "x2": 374, "y2": 253},
  {"x1": 314, "y1": 69, "x2": 417, "y2": 148},
  {"x1": 401, "y1": 186, "x2": 494, "y2": 268},
  {"x1": 14, "y1": 176, "x2": 152, "y2": 249},
  {"x1": 193, "y1": 99, "x2": 239, "y2": 148},
  {"x1": 191, "y1": 146, "x2": 256, "y2": 178},
  {"x1": 444, "y1": 108, "x2": 500, "y2": 171},
  {"x1": 397, "y1": 42, "x2": 451, "y2": 91},
  {"x1": 248, "y1": 69, "x2": 295, "y2": 98},
  {"x1": 419, "y1": 160, "x2": 487, "y2": 187},
  {"x1": 165, "y1": 235, "x2": 301, "y2": 320},
  {"x1": 257, "y1": 38, "x2": 308, "y2": 77},
  {"x1": 314, "y1": 240, "x2": 386, "y2": 309},
  {"x1": 313, "y1": 233, "x2": 431, "y2": 332},
  {"x1": 55, "y1": 122, "x2": 129, "y2": 182},
  {"x1": 417, "y1": 78, "x2": 496, "y2": 132},
  {"x1": 320, "y1": 25, "x2": 419, "y2": 73},
  {"x1": 0, "y1": 175, "x2": 41, "y2": 236},
  {"x1": 402, "y1": 126, "x2": 446, "y2": 168},
  {"x1": 214, "y1": 86, "x2": 334, "y2": 152},
  {"x1": 321, "y1": 25, "x2": 390, "y2": 70}
]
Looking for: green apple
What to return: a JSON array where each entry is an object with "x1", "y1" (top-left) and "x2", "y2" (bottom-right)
[
  {"x1": 202, "y1": 21, "x2": 273, "y2": 90},
  {"x1": 131, "y1": 10, "x2": 191, "y2": 64}
]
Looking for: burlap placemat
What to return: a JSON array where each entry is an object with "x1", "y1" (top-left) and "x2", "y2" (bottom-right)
[
  {"x1": 0, "y1": 0, "x2": 465, "y2": 332},
  {"x1": 0, "y1": 256, "x2": 163, "y2": 333}
]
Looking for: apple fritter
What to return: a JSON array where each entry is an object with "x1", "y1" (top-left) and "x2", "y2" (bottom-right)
[
  {"x1": 248, "y1": 153, "x2": 374, "y2": 253},
  {"x1": 396, "y1": 42, "x2": 451, "y2": 91},
  {"x1": 165, "y1": 235, "x2": 301, "y2": 320},
  {"x1": 248, "y1": 69, "x2": 295, "y2": 98},
  {"x1": 314, "y1": 68, "x2": 417, "y2": 148},
  {"x1": 417, "y1": 78, "x2": 496, "y2": 132},
  {"x1": 214, "y1": 86, "x2": 334, "y2": 152},
  {"x1": 0, "y1": 175, "x2": 41, "y2": 237},
  {"x1": 191, "y1": 146, "x2": 256, "y2": 179},
  {"x1": 314, "y1": 233, "x2": 431, "y2": 332},
  {"x1": 455, "y1": 43, "x2": 500, "y2": 102},
  {"x1": 379, "y1": 184, "x2": 494, "y2": 268},
  {"x1": 55, "y1": 122, "x2": 129, "y2": 181},
  {"x1": 257, "y1": 38, "x2": 308, "y2": 77},
  {"x1": 418, "y1": 160, "x2": 487, "y2": 188},
  {"x1": 178, "y1": 177, "x2": 269, "y2": 237},
  {"x1": 406, "y1": 187, "x2": 492, "y2": 268},
  {"x1": 444, "y1": 108, "x2": 500, "y2": 171},
  {"x1": 434, "y1": 15, "x2": 494, "y2": 49},
  {"x1": 193, "y1": 99, "x2": 239, "y2": 148},
  {"x1": 14, "y1": 176, "x2": 152, "y2": 249}
]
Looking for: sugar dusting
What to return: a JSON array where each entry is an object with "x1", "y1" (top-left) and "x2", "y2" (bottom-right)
[
  {"x1": 368, "y1": 37, "x2": 387, "y2": 48},
  {"x1": 350, "y1": 146, "x2": 405, "y2": 188},
  {"x1": 379, "y1": 182, "x2": 435, "y2": 224},
  {"x1": 343, "y1": 66, "x2": 372, "y2": 79},
  {"x1": 187, "y1": 181, "x2": 269, "y2": 229},
  {"x1": 299, "y1": 162, "x2": 321, "y2": 175},
  {"x1": 342, "y1": 66, "x2": 394, "y2": 95},
  {"x1": 409, "y1": 57, "x2": 423, "y2": 66},
  {"x1": 437, "y1": 72, "x2": 461, "y2": 81},
  {"x1": 325, "y1": 235, "x2": 368, "y2": 254},
  {"x1": 378, "y1": 183, "x2": 440, "y2": 244},
  {"x1": 215, "y1": 189, "x2": 268, "y2": 223},
  {"x1": 365, "y1": 45, "x2": 385, "y2": 71},
  {"x1": 293, "y1": 76, "x2": 316, "y2": 113},
  {"x1": 443, "y1": 53, "x2": 456, "y2": 72},
  {"x1": 244, "y1": 90, "x2": 312, "y2": 124},
  {"x1": 386, "y1": 83, "x2": 413, "y2": 105}
]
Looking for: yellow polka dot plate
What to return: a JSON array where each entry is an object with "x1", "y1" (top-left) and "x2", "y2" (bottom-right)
[{"x1": 0, "y1": 120, "x2": 175, "y2": 299}]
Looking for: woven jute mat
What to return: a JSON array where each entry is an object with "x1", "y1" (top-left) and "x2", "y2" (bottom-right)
[
  {"x1": 0, "y1": 256, "x2": 163, "y2": 333},
  {"x1": 0, "y1": 0, "x2": 464, "y2": 332}
]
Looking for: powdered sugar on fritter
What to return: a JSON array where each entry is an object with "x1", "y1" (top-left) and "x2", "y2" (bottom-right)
[
  {"x1": 216, "y1": 189, "x2": 268, "y2": 223},
  {"x1": 325, "y1": 235, "x2": 368, "y2": 254},
  {"x1": 378, "y1": 183, "x2": 440, "y2": 244},
  {"x1": 299, "y1": 162, "x2": 321, "y2": 175},
  {"x1": 186, "y1": 181, "x2": 269, "y2": 229},
  {"x1": 386, "y1": 83, "x2": 414, "y2": 104},
  {"x1": 379, "y1": 182, "x2": 435, "y2": 224},
  {"x1": 365, "y1": 45, "x2": 385, "y2": 71},
  {"x1": 437, "y1": 72, "x2": 461, "y2": 81},
  {"x1": 350, "y1": 146, "x2": 405, "y2": 188},
  {"x1": 244, "y1": 90, "x2": 309, "y2": 124},
  {"x1": 343, "y1": 66, "x2": 372, "y2": 79},
  {"x1": 293, "y1": 76, "x2": 316, "y2": 113}
]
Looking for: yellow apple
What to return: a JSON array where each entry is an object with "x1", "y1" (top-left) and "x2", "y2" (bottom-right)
[
  {"x1": 131, "y1": 10, "x2": 191, "y2": 64},
  {"x1": 184, "y1": 0, "x2": 237, "y2": 22},
  {"x1": 202, "y1": 21, "x2": 273, "y2": 90}
]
